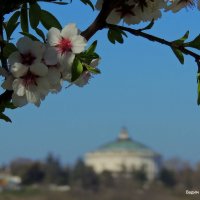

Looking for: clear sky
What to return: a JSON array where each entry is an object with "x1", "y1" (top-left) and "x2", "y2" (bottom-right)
[{"x1": 1, "y1": 1, "x2": 200, "y2": 166}]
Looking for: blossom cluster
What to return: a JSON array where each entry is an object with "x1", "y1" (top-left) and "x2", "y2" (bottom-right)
[
  {"x1": 96, "y1": 0, "x2": 199, "y2": 25},
  {"x1": 0, "y1": 24, "x2": 100, "y2": 107}
]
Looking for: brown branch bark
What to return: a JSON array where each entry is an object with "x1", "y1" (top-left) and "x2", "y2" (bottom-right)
[{"x1": 81, "y1": 0, "x2": 123, "y2": 40}]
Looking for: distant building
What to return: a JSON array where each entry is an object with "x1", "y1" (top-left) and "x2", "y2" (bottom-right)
[
  {"x1": 84, "y1": 128, "x2": 162, "y2": 180},
  {"x1": 0, "y1": 174, "x2": 21, "y2": 191}
]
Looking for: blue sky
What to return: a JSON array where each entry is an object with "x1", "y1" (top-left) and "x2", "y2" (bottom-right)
[{"x1": 1, "y1": 1, "x2": 200, "y2": 166}]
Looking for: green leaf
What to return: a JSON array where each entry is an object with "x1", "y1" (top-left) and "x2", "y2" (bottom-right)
[
  {"x1": 5, "y1": 11, "x2": 20, "y2": 39},
  {"x1": 179, "y1": 31, "x2": 189, "y2": 42},
  {"x1": 71, "y1": 58, "x2": 83, "y2": 82},
  {"x1": 80, "y1": 0, "x2": 94, "y2": 10},
  {"x1": 107, "y1": 28, "x2": 126, "y2": 44},
  {"x1": 112, "y1": 30, "x2": 123, "y2": 43},
  {"x1": 40, "y1": 9, "x2": 62, "y2": 30},
  {"x1": 35, "y1": 28, "x2": 46, "y2": 42},
  {"x1": 4, "y1": 102, "x2": 17, "y2": 109},
  {"x1": 6, "y1": 22, "x2": 20, "y2": 41},
  {"x1": 20, "y1": 3, "x2": 29, "y2": 33},
  {"x1": 0, "y1": 112, "x2": 12, "y2": 123},
  {"x1": 3, "y1": 43, "x2": 17, "y2": 58},
  {"x1": 86, "y1": 40, "x2": 97, "y2": 55},
  {"x1": 20, "y1": 32, "x2": 39, "y2": 41},
  {"x1": 29, "y1": 2, "x2": 41, "y2": 29},
  {"x1": 172, "y1": 31, "x2": 189, "y2": 46},
  {"x1": 171, "y1": 47, "x2": 184, "y2": 64},
  {"x1": 108, "y1": 30, "x2": 116, "y2": 44},
  {"x1": 184, "y1": 34, "x2": 200, "y2": 50},
  {"x1": 84, "y1": 64, "x2": 101, "y2": 74},
  {"x1": 139, "y1": 19, "x2": 154, "y2": 31}
]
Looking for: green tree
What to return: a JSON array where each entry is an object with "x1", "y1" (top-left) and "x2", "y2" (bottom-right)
[
  {"x1": 159, "y1": 168, "x2": 177, "y2": 188},
  {"x1": 71, "y1": 159, "x2": 100, "y2": 191},
  {"x1": 22, "y1": 162, "x2": 45, "y2": 185},
  {"x1": 43, "y1": 153, "x2": 69, "y2": 185},
  {"x1": 100, "y1": 170, "x2": 115, "y2": 188},
  {"x1": 132, "y1": 166, "x2": 147, "y2": 185}
]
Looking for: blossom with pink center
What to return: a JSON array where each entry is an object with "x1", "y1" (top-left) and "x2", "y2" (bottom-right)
[
  {"x1": 7, "y1": 37, "x2": 56, "y2": 107},
  {"x1": 47, "y1": 23, "x2": 87, "y2": 73},
  {"x1": 12, "y1": 76, "x2": 50, "y2": 107},
  {"x1": 8, "y1": 37, "x2": 48, "y2": 78},
  {"x1": 57, "y1": 38, "x2": 73, "y2": 54}
]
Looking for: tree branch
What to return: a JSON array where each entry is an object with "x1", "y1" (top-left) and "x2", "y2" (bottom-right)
[
  {"x1": 106, "y1": 23, "x2": 200, "y2": 62},
  {"x1": 0, "y1": 90, "x2": 13, "y2": 105},
  {"x1": 81, "y1": 0, "x2": 123, "y2": 40}
]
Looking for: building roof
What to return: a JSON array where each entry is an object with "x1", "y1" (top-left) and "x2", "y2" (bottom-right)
[{"x1": 91, "y1": 128, "x2": 160, "y2": 157}]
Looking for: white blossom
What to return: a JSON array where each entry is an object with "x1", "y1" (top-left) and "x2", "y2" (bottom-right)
[
  {"x1": 47, "y1": 24, "x2": 87, "y2": 74},
  {"x1": 7, "y1": 37, "x2": 54, "y2": 107},
  {"x1": 166, "y1": 0, "x2": 196, "y2": 13},
  {"x1": 95, "y1": 0, "x2": 167, "y2": 25}
]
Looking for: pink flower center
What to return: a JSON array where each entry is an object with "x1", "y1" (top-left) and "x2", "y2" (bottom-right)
[
  {"x1": 56, "y1": 38, "x2": 72, "y2": 54},
  {"x1": 21, "y1": 52, "x2": 36, "y2": 65},
  {"x1": 22, "y1": 72, "x2": 38, "y2": 87}
]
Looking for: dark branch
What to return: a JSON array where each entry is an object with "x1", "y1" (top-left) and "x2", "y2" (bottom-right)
[
  {"x1": 81, "y1": 0, "x2": 123, "y2": 40},
  {"x1": 0, "y1": 90, "x2": 12, "y2": 105},
  {"x1": 106, "y1": 23, "x2": 200, "y2": 61}
]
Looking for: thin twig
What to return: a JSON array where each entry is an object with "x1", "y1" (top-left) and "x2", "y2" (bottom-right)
[{"x1": 106, "y1": 23, "x2": 200, "y2": 61}]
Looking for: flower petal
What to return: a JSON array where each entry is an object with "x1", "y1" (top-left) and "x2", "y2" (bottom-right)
[
  {"x1": 50, "y1": 82, "x2": 62, "y2": 93},
  {"x1": 74, "y1": 71, "x2": 91, "y2": 87},
  {"x1": 12, "y1": 78, "x2": 25, "y2": 96},
  {"x1": 30, "y1": 63, "x2": 48, "y2": 77},
  {"x1": 95, "y1": 0, "x2": 103, "y2": 10},
  {"x1": 90, "y1": 58, "x2": 100, "y2": 68},
  {"x1": 61, "y1": 23, "x2": 78, "y2": 39},
  {"x1": 12, "y1": 93, "x2": 28, "y2": 107},
  {"x1": 71, "y1": 35, "x2": 87, "y2": 54},
  {"x1": 58, "y1": 52, "x2": 75, "y2": 72},
  {"x1": 31, "y1": 41, "x2": 45, "y2": 62},
  {"x1": 36, "y1": 78, "x2": 50, "y2": 97},
  {"x1": 62, "y1": 71, "x2": 71, "y2": 82},
  {"x1": 2, "y1": 75, "x2": 14, "y2": 90},
  {"x1": 44, "y1": 47, "x2": 58, "y2": 65},
  {"x1": 107, "y1": 10, "x2": 121, "y2": 24},
  {"x1": 47, "y1": 27, "x2": 61, "y2": 46},
  {"x1": 47, "y1": 67, "x2": 61, "y2": 85},
  {"x1": 16, "y1": 37, "x2": 33, "y2": 54},
  {"x1": 11, "y1": 63, "x2": 28, "y2": 78},
  {"x1": 8, "y1": 52, "x2": 21, "y2": 66},
  {"x1": 25, "y1": 84, "x2": 41, "y2": 106}
]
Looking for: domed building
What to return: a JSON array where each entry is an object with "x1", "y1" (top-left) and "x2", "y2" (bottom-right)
[{"x1": 84, "y1": 128, "x2": 162, "y2": 180}]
